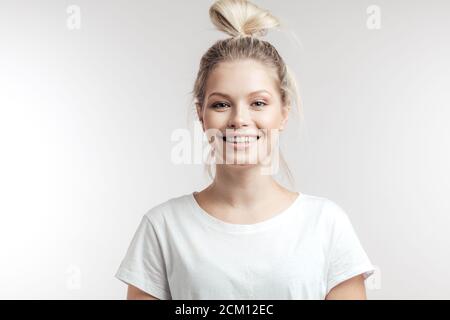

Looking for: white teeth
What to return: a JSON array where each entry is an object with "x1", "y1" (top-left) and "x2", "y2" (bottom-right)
[{"x1": 225, "y1": 136, "x2": 258, "y2": 143}]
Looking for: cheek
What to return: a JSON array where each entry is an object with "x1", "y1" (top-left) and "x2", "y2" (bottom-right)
[
  {"x1": 254, "y1": 110, "x2": 284, "y2": 129},
  {"x1": 203, "y1": 110, "x2": 227, "y2": 129}
]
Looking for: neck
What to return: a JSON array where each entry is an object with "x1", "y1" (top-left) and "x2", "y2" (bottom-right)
[{"x1": 206, "y1": 164, "x2": 285, "y2": 209}]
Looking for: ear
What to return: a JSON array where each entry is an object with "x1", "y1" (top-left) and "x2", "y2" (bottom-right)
[
  {"x1": 195, "y1": 102, "x2": 205, "y2": 131},
  {"x1": 279, "y1": 105, "x2": 291, "y2": 131}
]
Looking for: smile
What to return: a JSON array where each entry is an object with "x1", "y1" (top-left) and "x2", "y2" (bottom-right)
[{"x1": 222, "y1": 136, "x2": 261, "y2": 144}]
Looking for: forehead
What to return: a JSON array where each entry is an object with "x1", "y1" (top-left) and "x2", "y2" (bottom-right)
[{"x1": 205, "y1": 59, "x2": 279, "y2": 96}]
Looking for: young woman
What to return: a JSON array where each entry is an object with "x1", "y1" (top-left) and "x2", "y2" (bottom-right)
[{"x1": 115, "y1": 0, "x2": 375, "y2": 300}]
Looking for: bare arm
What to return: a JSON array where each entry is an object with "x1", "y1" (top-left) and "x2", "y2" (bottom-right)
[
  {"x1": 325, "y1": 274, "x2": 367, "y2": 300},
  {"x1": 126, "y1": 284, "x2": 159, "y2": 300}
]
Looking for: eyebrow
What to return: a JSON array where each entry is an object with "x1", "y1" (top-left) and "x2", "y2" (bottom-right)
[{"x1": 207, "y1": 90, "x2": 272, "y2": 100}]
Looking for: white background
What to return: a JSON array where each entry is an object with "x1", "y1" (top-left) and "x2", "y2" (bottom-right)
[{"x1": 0, "y1": 0, "x2": 449, "y2": 299}]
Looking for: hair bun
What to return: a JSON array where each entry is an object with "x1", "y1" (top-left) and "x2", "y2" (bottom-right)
[{"x1": 209, "y1": 0, "x2": 280, "y2": 38}]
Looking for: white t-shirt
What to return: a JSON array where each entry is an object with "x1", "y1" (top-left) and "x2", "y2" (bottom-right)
[{"x1": 115, "y1": 192, "x2": 375, "y2": 300}]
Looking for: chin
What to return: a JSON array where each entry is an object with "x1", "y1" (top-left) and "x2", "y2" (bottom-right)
[{"x1": 223, "y1": 161, "x2": 259, "y2": 168}]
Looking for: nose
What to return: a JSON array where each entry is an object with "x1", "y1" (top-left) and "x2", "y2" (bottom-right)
[{"x1": 227, "y1": 103, "x2": 251, "y2": 129}]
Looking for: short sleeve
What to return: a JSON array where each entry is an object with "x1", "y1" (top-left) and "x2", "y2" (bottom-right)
[
  {"x1": 324, "y1": 200, "x2": 375, "y2": 296},
  {"x1": 115, "y1": 215, "x2": 171, "y2": 299}
]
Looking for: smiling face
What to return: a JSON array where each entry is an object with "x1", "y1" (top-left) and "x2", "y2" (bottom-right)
[{"x1": 197, "y1": 59, "x2": 290, "y2": 167}]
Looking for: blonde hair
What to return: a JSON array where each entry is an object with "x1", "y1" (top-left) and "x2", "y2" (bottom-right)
[{"x1": 189, "y1": 0, "x2": 303, "y2": 188}]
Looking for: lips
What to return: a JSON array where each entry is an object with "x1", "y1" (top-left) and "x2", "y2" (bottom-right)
[{"x1": 222, "y1": 135, "x2": 261, "y2": 143}]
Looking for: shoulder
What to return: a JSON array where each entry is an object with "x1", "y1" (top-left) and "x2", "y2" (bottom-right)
[
  {"x1": 320, "y1": 197, "x2": 349, "y2": 221},
  {"x1": 142, "y1": 192, "x2": 193, "y2": 226},
  {"x1": 299, "y1": 193, "x2": 350, "y2": 227}
]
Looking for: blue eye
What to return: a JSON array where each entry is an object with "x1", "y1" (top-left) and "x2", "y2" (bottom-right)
[
  {"x1": 210, "y1": 101, "x2": 267, "y2": 109},
  {"x1": 252, "y1": 101, "x2": 267, "y2": 108},
  {"x1": 211, "y1": 102, "x2": 229, "y2": 109}
]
